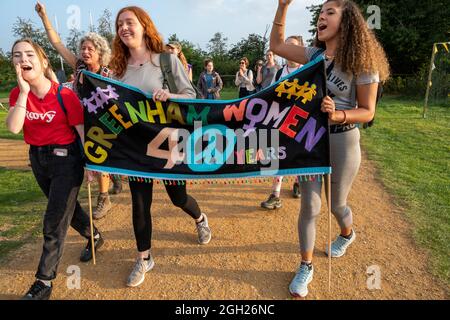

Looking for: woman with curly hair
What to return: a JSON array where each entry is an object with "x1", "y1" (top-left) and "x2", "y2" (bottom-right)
[
  {"x1": 110, "y1": 6, "x2": 211, "y2": 288},
  {"x1": 36, "y1": 1, "x2": 122, "y2": 222},
  {"x1": 270, "y1": 0, "x2": 389, "y2": 298}
]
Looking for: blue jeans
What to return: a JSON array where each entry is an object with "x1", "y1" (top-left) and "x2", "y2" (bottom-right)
[{"x1": 29, "y1": 142, "x2": 97, "y2": 281}]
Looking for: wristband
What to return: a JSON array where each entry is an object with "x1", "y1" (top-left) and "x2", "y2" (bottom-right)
[
  {"x1": 339, "y1": 110, "x2": 347, "y2": 125},
  {"x1": 273, "y1": 21, "x2": 285, "y2": 27}
]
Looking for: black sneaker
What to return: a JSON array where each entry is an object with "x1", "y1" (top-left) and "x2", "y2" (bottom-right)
[
  {"x1": 293, "y1": 182, "x2": 301, "y2": 198},
  {"x1": 21, "y1": 280, "x2": 52, "y2": 300},
  {"x1": 260, "y1": 194, "x2": 282, "y2": 210},
  {"x1": 80, "y1": 232, "x2": 104, "y2": 262}
]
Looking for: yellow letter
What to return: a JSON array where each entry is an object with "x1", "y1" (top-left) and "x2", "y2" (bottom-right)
[
  {"x1": 109, "y1": 105, "x2": 133, "y2": 129},
  {"x1": 84, "y1": 141, "x2": 108, "y2": 164}
]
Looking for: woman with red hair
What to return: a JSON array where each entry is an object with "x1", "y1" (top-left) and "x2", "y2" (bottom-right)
[{"x1": 110, "y1": 6, "x2": 212, "y2": 288}]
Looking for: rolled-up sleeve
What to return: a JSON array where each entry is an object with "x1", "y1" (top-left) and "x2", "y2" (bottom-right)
[{"x1": 356, "y1": 72, "x2": 380, "y2": 85}]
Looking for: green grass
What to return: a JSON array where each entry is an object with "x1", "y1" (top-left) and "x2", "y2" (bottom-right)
[
  {"x1": 0, "y1": 167, "x2": 45, "y2": 260},
  {"x1": 0, "y1": 111, "x2": 23, "y2": 140},
  {"x1": 360, "y1": 95, "x2": 450, "y2": 284},
  {"x1": 220, "y1": 87, "x2": 239, "y2": 100},
  {"x1": 0, "y1": 91, "x2": 9, "y2": 99}
]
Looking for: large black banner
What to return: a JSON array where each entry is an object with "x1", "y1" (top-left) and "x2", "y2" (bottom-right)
[{"x1": 79, "y1": 56, "x2": 331, "y2": 180}]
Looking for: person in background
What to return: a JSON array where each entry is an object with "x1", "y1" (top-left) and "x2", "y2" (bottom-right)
[
  {"x1": 260, "y1": 35, "x2": 304, "y2": 210},
  {"x1": 166, "y1": 41, "x2": 193, "y2": 81},
  {"x1": 253, "y1": 59, "x2": 264, "y2": 92},
  {"x1": 197, "y1": 58, "x2": 223, "y2": 99},
  {"x1": 7, "y1": 39, "x2": 103, "y2": 300},
  {"x1": 36, "y1": 1, "x2": 122, "y2": 221},
  {"x1": 235, "y1": 57, "x2": 255, "y2": 98},
  {"x1": 256, "y1": 50, "x2": 281, "y2": 89}
]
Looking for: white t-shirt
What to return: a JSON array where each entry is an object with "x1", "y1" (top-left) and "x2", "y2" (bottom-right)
[
  {"x1": 117, "y1": 53, "x2": 195, "y2": 98},
  {"x1": 306, "y1": 47, "x2": 379, "y2": 110},
  {"x1": 270, "y1": 64, "x2": 303, "y2": 85}
]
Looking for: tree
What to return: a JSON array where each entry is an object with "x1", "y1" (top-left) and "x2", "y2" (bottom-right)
[
  {"x1": 307, "y1": 1, "x2": 450, "y2": 75},
  {"x1": 66, "y1": 28, "x2": 83, "y2": 55},
  {"x1": 306, "y1": 4, "x2": 321, "y2": 46},
  {"x1": 0, "y1": 49, "x2": 17, "y2": 91},
  {"x1": 207, "y1": 32, "x2": 228, "y2": 59},
  {"x1": 228, "y1": 33, "x2": 267, "y2": 67},
  {"x1": 97, "y1": 9, "x2": 114, "y2": 45},
  {"x1": 168, "y1": 34, "x2": 180, "y2": 43}
]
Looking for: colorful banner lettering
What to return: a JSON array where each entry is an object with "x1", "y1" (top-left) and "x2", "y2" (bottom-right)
[{"x1": 79, "y1": 57, "x2": 331, "y2": 180}]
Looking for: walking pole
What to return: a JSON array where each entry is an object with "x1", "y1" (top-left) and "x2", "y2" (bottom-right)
[
  {"x1": 325, "y1": 174, "x2": 332, "y2": 292},
  {"x1": 87, "y1": 182, "x2": 96, "y2": 265}
]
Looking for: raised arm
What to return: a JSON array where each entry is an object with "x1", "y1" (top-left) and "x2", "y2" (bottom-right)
[
  {"x1": 235, "y1": 72, "x2": 242, "y2": 87},
  {"x1": 256, "y1": 67, "x2": 263, "y2": 85},
  {"x1": 270, "y1": 0, "x2": 308, "y2": 65},
  {"x1": 6, "y1": 65, "x2": 29, "y2": 134},
  {"x1": 35, "y1": 1, "x2": 77, "y2": 68}
]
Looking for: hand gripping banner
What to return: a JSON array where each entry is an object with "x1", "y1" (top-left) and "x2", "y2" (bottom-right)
[{"x1": 79, "y1": 56, "x2": 331, "y2": 181}]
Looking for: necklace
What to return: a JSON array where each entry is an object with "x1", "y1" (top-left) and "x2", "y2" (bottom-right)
[
  {"x1": 130, "y1": 52, "x2": 152, "y2": 67},
  {"x1": 325, "y1": 52, "x2": 335, "y2": 60}
]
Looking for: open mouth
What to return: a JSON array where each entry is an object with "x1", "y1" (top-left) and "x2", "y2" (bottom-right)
[
  {"x1": 318, "y1": 24, "x2": 328, "y2": 32},
  {"x1": 22, "y1": 66, "x2": 32, "y2": 71}
]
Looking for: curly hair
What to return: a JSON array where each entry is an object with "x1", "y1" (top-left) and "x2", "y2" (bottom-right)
[
  {"x1": 79, "y1": 32, "x2": 111, "y2": 67},
  {"x1": 11, "y1": 39, "x2": 55, "y2": 81},
  {"x1": 110, "y1": 6, "x2": 164, "y2": 78},
  {"x1": 314, "y1": 0, "x2": 390, "y2": 82}
]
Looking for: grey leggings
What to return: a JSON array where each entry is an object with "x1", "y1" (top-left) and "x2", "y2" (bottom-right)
[{"x1": 298, "y1": 128, "x2": 361, "y2": 253}]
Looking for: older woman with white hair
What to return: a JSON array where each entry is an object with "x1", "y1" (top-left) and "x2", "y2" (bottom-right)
[{"x1": 36, "y1": 1, "x2": 121, "y2": 226}]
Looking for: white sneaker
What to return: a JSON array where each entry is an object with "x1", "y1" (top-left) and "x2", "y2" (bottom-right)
[
  {"x1": 325, "y1": 230, "x2": 356, "y2": 258},
  {"x1": 196, "y1": 213, "x2": 211, "y2": 245},
  {"x1": 289, "y1": 263, "x2": 314, "y2": 298},
  {"x1": 126, "y1": 255, "x2": 155, "y2": 287}
]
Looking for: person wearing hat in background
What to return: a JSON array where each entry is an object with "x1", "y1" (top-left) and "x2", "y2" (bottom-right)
[{"x1": 166, "y1": 41, "x2": 193, "y2": 81}]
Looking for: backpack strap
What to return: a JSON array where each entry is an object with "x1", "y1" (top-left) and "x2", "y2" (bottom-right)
[
  {"x1": 57, "y1": 85, "x2": 68, "y2": 116},
  {"x1": 275, "y1": 66, "x2": 284, "y2": 82},
  {"x1": 311, "y1": 48, "x2": 325, "y2": 61},
  {"x1": 57, "y1": 85, "x2": 85, "y2": 155},
  {"x1": 350, "y1": 76, "x2": 357, "y2": 108},
  {"x1": 160, "y1": 52, "x2": 178, "y2": 93}
]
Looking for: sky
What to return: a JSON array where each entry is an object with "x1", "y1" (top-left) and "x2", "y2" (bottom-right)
[{"x1": 0, "y1": 0, "x2": 323, "y2": 53}]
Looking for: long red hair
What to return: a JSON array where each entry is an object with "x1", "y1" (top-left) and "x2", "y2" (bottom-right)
[{"x1": 110, "y1": 6, "x2": 164, "y2": 78}]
